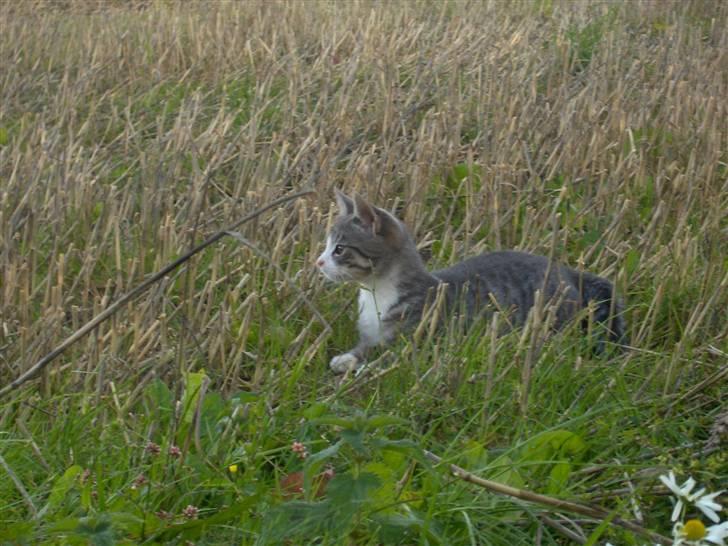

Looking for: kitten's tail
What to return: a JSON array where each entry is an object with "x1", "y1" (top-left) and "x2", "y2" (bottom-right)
[{"x1": 578, "y1": 272, "x2": 628, "y2": 350}]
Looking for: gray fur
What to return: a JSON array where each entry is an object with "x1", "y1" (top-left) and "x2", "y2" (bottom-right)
[{"x1": 317, "y1": 191, "x2": 627, "y2": 373}]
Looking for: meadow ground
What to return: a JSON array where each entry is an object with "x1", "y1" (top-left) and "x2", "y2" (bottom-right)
[{"x1": 0, "y1": 1, "x2": 726, "y2": 544}]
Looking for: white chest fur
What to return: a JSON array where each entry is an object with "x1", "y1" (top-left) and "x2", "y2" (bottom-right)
[{"x1": 357, "y1": 279, "x2": 400, "y2": 345}]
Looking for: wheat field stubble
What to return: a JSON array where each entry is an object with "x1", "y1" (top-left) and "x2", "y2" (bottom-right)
[{"x1": 0, "y1": 1, "x2": 726, "y2": 544}]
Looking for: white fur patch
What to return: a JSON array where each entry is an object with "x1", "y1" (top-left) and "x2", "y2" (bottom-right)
[
  {"x1": 330, "y1": 352, "x2": 360, "y2": 373},
  {"x1": 317, "y1": 236, "x2": 341, "y2": 282},
  {"x1": 358, "y1": 277, "x2": 400, "y2": 345}
]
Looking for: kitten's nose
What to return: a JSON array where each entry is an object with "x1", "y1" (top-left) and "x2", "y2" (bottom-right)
[{"x1": 316, "y1": 258, "x2": 324, "y2": 267}]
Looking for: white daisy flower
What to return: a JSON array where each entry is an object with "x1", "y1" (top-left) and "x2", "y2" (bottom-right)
[
  {"x1": 660, "y1": 471, "x2": 698, "y2": 521},
  {"x1": 695, "y1": 490, "x2": 725, "y2": 524},
  {"x1": 705, "y1": 520, "x2": 728, "y2": 546}
]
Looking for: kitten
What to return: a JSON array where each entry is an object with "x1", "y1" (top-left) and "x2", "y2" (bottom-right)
[{"x1": 316, "y1": 190, "x2": 626, "y2": 373}]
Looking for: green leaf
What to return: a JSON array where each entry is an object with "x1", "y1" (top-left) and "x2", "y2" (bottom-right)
[
  {"x1": 327, "y1": 472, "x2": 381, "y2": 506},
  {"x1": 306, "y1": 439, "x2": 344, "y2": 467},
  {"x1": 521, "y1": 430, "x2": 586, "y2": 462},
  {"x1": 374, "y1": 512, "x2": 444, "y2": 544},
  {"x1": 105, "y1": 512, "x2": 145, "y2": 534},
  {"x1": 547, "y1": 461, "x2": 572, "y2": 495},
  {"x1": 303, "y1": 402, "x2": 328, "y2": 420},
  {"x1": 362, "y1": 461, "x2": 400, "y2": 511},
  {"x1": 340, "y1": 429, "x2": 367, "y2": 454},
  {"x1": 181, "y1": 370, "x2": 209, "y2": 425},
  {"x1": 232, "y1": 390, "x2": 260, "y2": 404},
  {"x1": 309, "y1": 415, "x2": 356, "y2": 428},
  {"x1": 487, "y1": 454, "x2": 526, "y2": 488},
  {"x1": 461, "y1": 439, "x2": 488, "y2": 468},
  {"x1": 364, "y1": 414, "x2": 409, "y2": 430},
  {"x1": 46, "y1": 465, "x2": 83, "y2": 513},
  {"x1": 369, "y1": 437, "x2": 422, "y2": 459},
  {"x1": 144, "y1": 379, "x2": 173, "y2": 413},
  {"x1": 70, "y1": 515, "x2": 117, "y2": 546},
  {"x1": 80, "y1": 481, "x2": 93, "y2": 511}
]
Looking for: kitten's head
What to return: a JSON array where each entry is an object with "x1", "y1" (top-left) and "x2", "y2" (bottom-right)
[{"x1": 316, "y1": 190, "x2": 415, "y2": 284}]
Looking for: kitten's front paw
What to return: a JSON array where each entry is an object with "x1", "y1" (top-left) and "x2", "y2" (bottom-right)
[{"x1": 330, "y1": 353, "x2": 361, "y2": 374}]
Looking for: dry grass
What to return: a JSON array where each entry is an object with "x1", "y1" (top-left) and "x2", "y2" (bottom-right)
[
  {"x1": 0, "y1": 1, "x2": 726, "y2": 543},
  {"x1": 2, "y1": 0, "x2": 725, "y2": 394}
]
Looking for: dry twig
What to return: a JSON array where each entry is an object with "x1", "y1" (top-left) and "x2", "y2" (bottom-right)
[{"x1": 423, "y1": 450, "x2": 671, "y2": 545}]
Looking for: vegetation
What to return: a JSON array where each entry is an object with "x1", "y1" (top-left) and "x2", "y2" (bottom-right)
[{"x1": 0, "y1": 1, "x2": 726, "y2": 544}]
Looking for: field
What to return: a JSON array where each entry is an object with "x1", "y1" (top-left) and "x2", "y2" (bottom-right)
[{"x1": 0, "y1": 0, "x2": 726, "y2": 544}]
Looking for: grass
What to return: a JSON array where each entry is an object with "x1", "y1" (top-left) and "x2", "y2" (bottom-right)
[{"x1": 0, "y1": 0, "x2": 726, "y2": 544}]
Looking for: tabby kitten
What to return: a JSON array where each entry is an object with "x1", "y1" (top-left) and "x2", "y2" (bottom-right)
[{"x1": 316, "y1": 190, "x2": 626, "y2": 373}]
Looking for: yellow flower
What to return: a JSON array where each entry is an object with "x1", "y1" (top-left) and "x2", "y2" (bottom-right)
[
  {"x1": 682, "y1": 519, "x2": 706, "y2": 540},
  {"x1": 228, "y1": 464, "x2": 238, "y2": 474}
]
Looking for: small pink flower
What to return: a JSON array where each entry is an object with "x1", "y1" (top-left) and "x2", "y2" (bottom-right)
[
  {"x1": 155, "y1": 509, "x2": 173, "y2": 520},
  {"x1": 291, "y1": 441, "x2": 308, "y2": 460},
  {"x1": 182, "y1": 505, "x2": 199, "y2": 519},
  {"x1": 168, "y1": 445, "x2": 182, "y2": 458},
  {"x1": 145, "y1": 442, "x2": 161, "y2": 456},
  {"x1": 131, "y1": 474, "x2": 148, "y2": 489}
]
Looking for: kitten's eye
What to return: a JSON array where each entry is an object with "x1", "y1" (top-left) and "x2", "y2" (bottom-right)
[{"x1": 333, "y1": 245, "x2": 344, "y2": 256}]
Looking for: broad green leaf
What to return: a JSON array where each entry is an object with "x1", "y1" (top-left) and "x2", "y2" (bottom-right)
[
  {"x1": 306, "y1": 439, "x2": 343, "y2": 467},
  {"x1": 232, "y1": 390, "x2": 260, "y2": 404},
  {"x1": 340, "y1": 429, "x2": 367, "y2": 454},
  {"x1": 46, "y1": 465, "x2": 83, "y2": 513},
  {"x1": 521, "y1": 430, "x2": 586, "y2": 462},
  {"x1": 144, "y1": 378, "x2": 173, "y2": 411},
  {"x1": 303, "y1": 402, "x2": 328, "y2": 420},
  {"x1": 181, "y1": 369, "x2": 209, "y2": 425},
  {"x1": 547, "y1": 461, "x2": 572, "y2": 495},
  {"x1": 462, "y1": 439, "x2": 488, "y2": 468},
  {"x1": 49, "y1": 515, "x2": 117, "y2": 546},
  {"x1": 364, "y1": 414, "x2": 409, "y2": 430},
  {"x1": 327, "y1": 472, "x2": 381, "y2": 507},
  {"x1": 487, "y1": 454, "x2": 526, "y2": 488},
  {"x1": 370, "y1": 437, "x2": 420, "y2": 455},
  {"x1": 363, "y1": 461, "x2": 399, "y2": 511},
  {"x1": 80, "y1": 481, "x2": 93, "y2": 511},
  {"x1": 374, "y1": 511, "x2": 444, "y2": 544}
]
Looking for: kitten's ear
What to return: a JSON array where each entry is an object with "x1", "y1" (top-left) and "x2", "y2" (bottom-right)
[
  {"x1": 353, "y1": 193, "x2": 382, "y2": 234},
  {"x1": 334, "y1": 188, "x2": 354, "y2": 217}
]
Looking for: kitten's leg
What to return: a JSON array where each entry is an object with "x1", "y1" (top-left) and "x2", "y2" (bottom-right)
[{"x1": 329, "y1": 343, "x2": 370, "y2": 374}]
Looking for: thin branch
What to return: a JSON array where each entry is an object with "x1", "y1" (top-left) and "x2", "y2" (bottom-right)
[
  {"x1": 0, "y1": 451, "x2": 37, "y2": 517},
  {"x1": 423, "y1": 450, "x2": 671, "y2": 545},
  {"x1": 0, "y1": 190, "x2": 314, "y2": 399}
]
